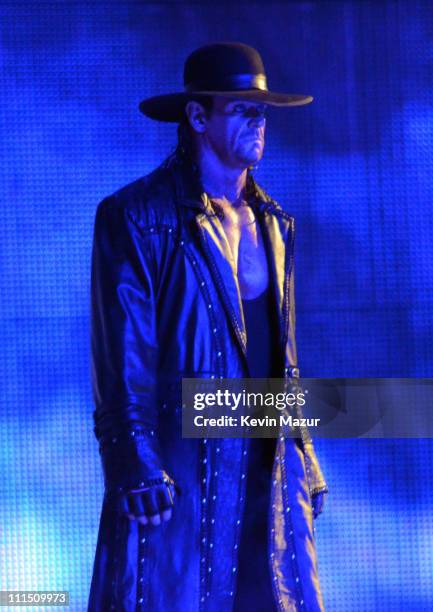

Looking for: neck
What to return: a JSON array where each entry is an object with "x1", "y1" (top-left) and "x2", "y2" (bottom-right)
[{"x1": 196, "y1": 146, "x2": 248, "y2": 205}]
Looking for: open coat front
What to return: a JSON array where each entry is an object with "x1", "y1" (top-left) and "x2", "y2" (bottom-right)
[{"x1": 88, "y1": 150, "x2": 328, "y2": 612}]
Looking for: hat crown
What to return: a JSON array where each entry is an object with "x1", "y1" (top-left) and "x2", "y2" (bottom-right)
[{"x1": 183, "y1": 42, "x2": 266, "y2": 89}]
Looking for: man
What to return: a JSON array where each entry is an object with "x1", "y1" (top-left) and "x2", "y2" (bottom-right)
[{"x1": 88, "y1": 42, "x2": 328, "y2": 611}]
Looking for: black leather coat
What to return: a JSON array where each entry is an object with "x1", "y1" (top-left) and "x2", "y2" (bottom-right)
[{"x1": 88, "y1": 150, "x2": 328, "y2": 611}]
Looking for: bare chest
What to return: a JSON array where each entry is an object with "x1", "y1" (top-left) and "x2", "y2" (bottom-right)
[{"x1": 213, "y1": 199, "x2": 269, "y2": 300}]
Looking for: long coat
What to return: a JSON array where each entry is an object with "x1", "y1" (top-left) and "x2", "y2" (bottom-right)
[{"x1": 88, "y1": 149, "x2": 328, "y2": 611}]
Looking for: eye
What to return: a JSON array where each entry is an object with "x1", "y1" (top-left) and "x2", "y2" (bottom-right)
[{"x1": 233, "y1": 103, "x2": 247, "y2": 114}]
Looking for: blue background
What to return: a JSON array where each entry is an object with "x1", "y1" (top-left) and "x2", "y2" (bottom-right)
[{"x1": 1, "y1": 1, "x2": 432, "y2": 610}]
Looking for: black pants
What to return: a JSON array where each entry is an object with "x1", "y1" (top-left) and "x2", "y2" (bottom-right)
[{"x1": 233, "y1": 438, "x2": 278, "y2": 611}]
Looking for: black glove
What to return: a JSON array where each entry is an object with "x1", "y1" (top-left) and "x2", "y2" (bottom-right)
[{"x1": 117, "y1": 477, "x2": 179, "y2": 526}]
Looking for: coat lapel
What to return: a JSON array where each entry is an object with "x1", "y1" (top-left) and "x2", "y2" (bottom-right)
[
  {"x1": 258, "y1": 207, "x2": 293, "y2": 359},
  {"x1": 196, "y1": 205, "x2": 247, "y2": 356}
]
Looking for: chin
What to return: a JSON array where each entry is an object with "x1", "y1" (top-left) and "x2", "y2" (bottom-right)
[
  {"x1": 233, "y1": 145, "x2": 264, "y2": 169},
  {"x1": 246, "y1": 150, "x2": 264, "y2": 166},
  {"x1": 240, "y1": 146, "x2": 263, "y2": 165}
]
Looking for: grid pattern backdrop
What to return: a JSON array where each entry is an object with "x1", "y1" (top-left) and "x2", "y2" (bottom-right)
[{"x1": 1, "y1": 1, "x2": 432, "y2": 610}]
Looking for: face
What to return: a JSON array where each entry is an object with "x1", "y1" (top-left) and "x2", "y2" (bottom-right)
[{"x1": 188, "y1": 96, "x2": 267, "y2": 169}]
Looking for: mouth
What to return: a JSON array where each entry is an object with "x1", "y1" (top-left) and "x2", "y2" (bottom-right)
[{"x1": 247, "y1": 136, "x2": 264, "y2": 144}]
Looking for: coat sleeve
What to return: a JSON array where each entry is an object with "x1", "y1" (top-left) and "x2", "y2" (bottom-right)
[
  {"x1": 287, "y1": 217, "x2": 329, "y2": 497},
  {"x1": 90, "y1": 195, "x2": 170, "y2": 495}
]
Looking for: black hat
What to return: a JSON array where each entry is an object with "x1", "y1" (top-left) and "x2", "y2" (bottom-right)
[{"x1": 139, "y1": 42, "x2": 313, "y2": 122}]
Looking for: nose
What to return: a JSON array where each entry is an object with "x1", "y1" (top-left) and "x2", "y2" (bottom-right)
[
  {"x1": 247, "y1": 105, "x2": 266, "y2": 128},
  {"x1": 247, "y1": 110, "x2": 266, "y2": 129}
]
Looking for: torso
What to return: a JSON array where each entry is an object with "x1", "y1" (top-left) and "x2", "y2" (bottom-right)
[{"x1": 210, "y1": 197, "x2": 269, "y2": 300}]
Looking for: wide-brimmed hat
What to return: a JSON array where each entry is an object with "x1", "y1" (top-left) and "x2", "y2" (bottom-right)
[{"x1": 139, "y1": 41, "x2": 313, "y2": 122}]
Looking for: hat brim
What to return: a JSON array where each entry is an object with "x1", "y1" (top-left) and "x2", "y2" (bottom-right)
[{"x1": 139, "y1": 90, "x2": 313, "y2": 122}]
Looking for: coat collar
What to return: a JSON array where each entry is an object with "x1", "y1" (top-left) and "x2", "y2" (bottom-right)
[{"x1": 167, "y1": 148, "x2": 294, "y2": 373}]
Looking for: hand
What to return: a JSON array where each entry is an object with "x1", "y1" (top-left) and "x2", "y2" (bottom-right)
[
  {"x1": 119, "y1": 481, "x2": 177, "y2": 527},
  {"x1": 312, "y1": 491, "x2": 327, "y2": 520}
]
